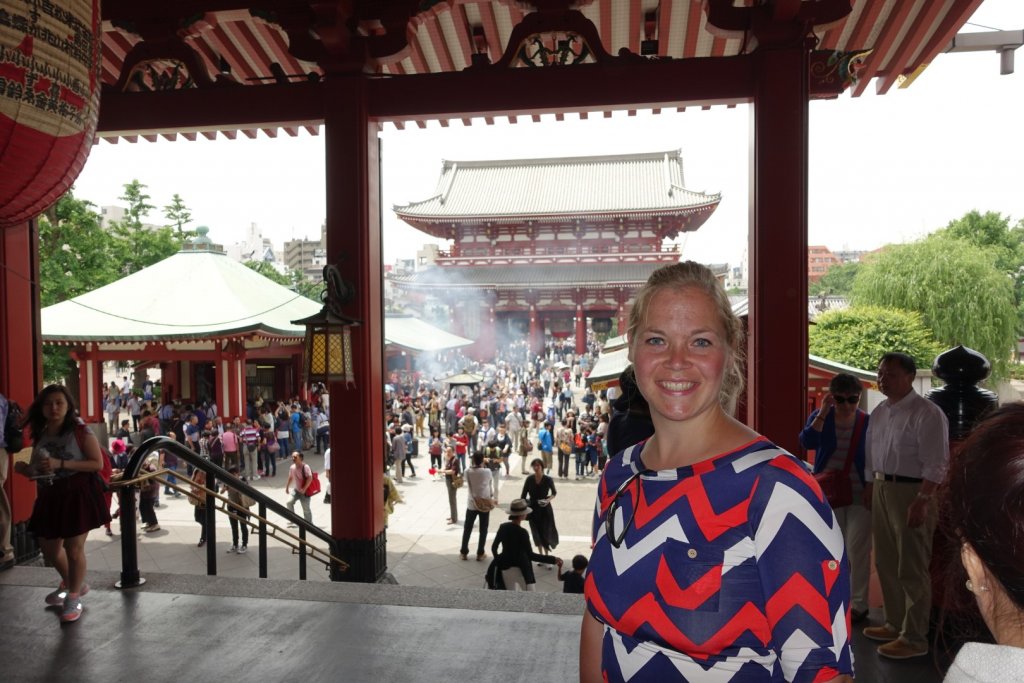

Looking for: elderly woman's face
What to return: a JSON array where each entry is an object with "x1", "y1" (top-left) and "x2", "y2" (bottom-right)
[{"x1": 630, "y1": 286, "x2": 728, "y2": 426}]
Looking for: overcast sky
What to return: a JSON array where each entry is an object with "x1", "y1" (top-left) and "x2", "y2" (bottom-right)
[{"x1": 72, "y1": 0, "x2": 1024, "y2": 270}]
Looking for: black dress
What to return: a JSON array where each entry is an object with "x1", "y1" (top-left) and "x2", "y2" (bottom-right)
[
  {"x1": 520, "y1": 474, "x2": 558, "y2": 550},
  {"x1": 491, "y1": 521, "x2": 556, "y2": 586}
]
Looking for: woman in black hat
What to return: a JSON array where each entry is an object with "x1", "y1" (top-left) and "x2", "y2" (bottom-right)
[{"x1": 490, "y1": 498, "x2": 559, "y2": 591}]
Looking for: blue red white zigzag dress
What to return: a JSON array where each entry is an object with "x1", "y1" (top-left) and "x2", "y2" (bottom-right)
[{"x1": 585, "y1": 437, "x2": 853, "y2": 682}]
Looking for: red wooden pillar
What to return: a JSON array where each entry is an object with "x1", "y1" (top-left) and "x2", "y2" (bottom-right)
[
  {"x1": 0, "y1": 220, "x2": 42, "y2": 550},
  {"x1": 218, "y1": 341, "x2": 247, "y2": 420},
  {"x1": 747, "y1": 36, "x2": 809, "y2": 454},
  {"x1": 616, "y1": 289, "x2": 628, "y2": 335},
  {"x1": 528, "y1": 303, "x2": 539, "y2": 356},
  {"x1": 574, "y1": 303, "x2": 586, "y2": 356},
  {"x1": 74, "y1": 345, "x2": 103, "y2": 423},
  {"x1": 476, "y1": 298, "x2": 496, "y2": 360},
  {"x1": 325, "y1": 74, "x2": 386, "y2": 582}
]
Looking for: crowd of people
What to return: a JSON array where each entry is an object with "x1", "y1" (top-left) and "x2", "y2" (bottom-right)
[
  {"x1": 6, "y1": 257, "x2": 1024, "y2": 683},
  {"x1": 382, "y1": 337, "x2": 614, "y2": 585}
]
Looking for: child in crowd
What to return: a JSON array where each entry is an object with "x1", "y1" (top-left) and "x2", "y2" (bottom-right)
[{"x1": 557, "y1": 554, "x2": 587, "y2": 594}]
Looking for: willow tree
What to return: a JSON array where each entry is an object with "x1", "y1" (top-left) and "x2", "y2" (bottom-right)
[
  {"x1": 851, "y1": 233, "x2": 1017, "y2": 380},
  {"x1": 809, "y1": 306, "x2": 944, "y2": 373}
]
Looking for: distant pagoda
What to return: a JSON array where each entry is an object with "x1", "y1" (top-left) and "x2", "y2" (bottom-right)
[{"x1": 390, "y1": 149, "x2": 721, "y2": 359}]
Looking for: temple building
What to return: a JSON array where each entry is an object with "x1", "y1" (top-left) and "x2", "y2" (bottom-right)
[
  {"x1": 389, "y1": 150, "x2": 721, "y2": 359},
  {"x1": 40, "y1": 229, "x2": 321, "y2": 422}
]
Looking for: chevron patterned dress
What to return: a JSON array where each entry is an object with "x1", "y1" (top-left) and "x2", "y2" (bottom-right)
[{"x1": 585, "y1": 438, "x2": 853, "y2": 682}]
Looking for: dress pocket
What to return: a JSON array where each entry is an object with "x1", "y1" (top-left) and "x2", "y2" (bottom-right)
[{"x1": 657, "y1": 538, "x2": 724, "y2": 613}]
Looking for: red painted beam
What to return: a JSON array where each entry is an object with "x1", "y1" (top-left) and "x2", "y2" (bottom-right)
[
  {"x1": 599, "y1": 0, "x2": 613, "y2": 53},
  {"x1": 450, "y1": 4, "x2": 476, "y2": 69},
  {"x1": 97, "y1": 54, "x2": 756, "y2": 136},
  {"x1": 368, "y1": 55, "x2": 755, "y2": 121},
  {"x1": 478, "y1": 2, "x2": 503, "y2": 63},
  {"x1": 851, "y1": 0, "x2": 918, "y2": 97},
  {"x1": 877, "y1": 0, "x2": 985, "y2": 94},
  {"x1": 629, "y1": 0, "x2": 642, "y2": 54},
  {"x1": 872, "y1": 0, "x2": 946, "y2": 95},
  {"x1": 844, "y1": 0, "x2": 885, "y2": 52},
  {"x1": 682, "y1": 1, "x2": 704, "y2": 58},
  {"x1": 406, "y1": 29, "x2": 433, "y2": 74},
  {"x1": 711, "y1": 35, "x2": 727, "y2": 57},
  {"x1": 96, "y1": 80, "x2": 324, "y2": 137},
  {"x1": 657, "y1": 0, "x2": 674, "y2": 57},
  {"x1": 206, "y1": 23, "x2": 261, "y2": 82},
  {"x1": 425, "y1": 8, "x2": 456, "y2": 72}
]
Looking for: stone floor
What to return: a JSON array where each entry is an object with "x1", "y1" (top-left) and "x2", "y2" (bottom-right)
[{"x1": 3, "y1": 390, "x2": 952, "y2": 681}]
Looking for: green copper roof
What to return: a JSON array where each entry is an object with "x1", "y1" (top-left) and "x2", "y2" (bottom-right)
[{"x1": 42, "y1": 250, "x2": 322, "y2": 343}]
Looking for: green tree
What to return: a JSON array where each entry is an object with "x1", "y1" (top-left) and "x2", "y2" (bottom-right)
[
  {"x1": 109, "y1": 179, "x2": 183, "y2": 274},
  {"x1": 289, "y1": 269, "x2": 323, "y2": 302},
  {"x1": 38, "y1": 191, "x2": 121, "y2": 384},
  {"x1": 163, "y1": 193, "x2": 193, "y2": 235},
  {"x1": 851, "y1": 233, "x2": 1017, "y2": 380},
  {"x1": 809, "y1": 261, "x2": 860, "y2": 296},
  {"x1": 244, "y1": 261, "x2": 322, "y2": 302},
  {"x1": 938, "y1": 209, "x2": 1024, "y2": 335},
  {"x1": 809, "y1": 306, "x2": 944, "y2": 373}
]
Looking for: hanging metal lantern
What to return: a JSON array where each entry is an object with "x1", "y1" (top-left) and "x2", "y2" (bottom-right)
[
  {"x1": 592, "y1": 317, "x2": 613, "y2": 334},
  {"x1": 0, "y1": 0, "x2": 102, "y2": 227},
  {"x1": 292, "y1": 264, "x2": 361, "y2": 386}
]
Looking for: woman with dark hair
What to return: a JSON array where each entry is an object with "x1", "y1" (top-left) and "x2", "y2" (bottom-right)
[
  {"x1": 941, "y1": 403, "x2": 1024, "y2": 681},
  {"x1": 13, "y1": 385, "x2": 110, "y2": 623},
  {"x1": 799, "y1": 372, "x2": 871, "y2": 623},
  {"x1": 521, "y1": 457, "x2": 558, "y2": 558},
  {"x1": 581, "y1": 262, "x2": 851, "y2": 682}
]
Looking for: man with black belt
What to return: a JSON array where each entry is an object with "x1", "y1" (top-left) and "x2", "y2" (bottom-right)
[{"x1": 863, "y1": 352, "x2": 949, "y2": 660}]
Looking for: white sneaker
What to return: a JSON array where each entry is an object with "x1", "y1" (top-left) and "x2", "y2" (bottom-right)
[
  {"x1": 239, "y1": 545, "x2": 247, "y2": 554},
  {"x1": 227, "y1": 546, "x2": 237, "y2": 554},
  {"x1": 60, "y1": 594, "x2": 83, "y2": 623},
  {"x1": 46, "y1": 583, "x2": 89, "y2": 606}
]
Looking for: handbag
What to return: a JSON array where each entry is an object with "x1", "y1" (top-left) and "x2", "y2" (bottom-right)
[
  {"x1": 813, "y1": 412, "x2": 865, "y2": 509},
  {"x1": 474, "y1": 496, "x2": 496, "y2": 512},
  {"x1": 559, "y1": 442, "x2": 572, "y2": 455},
  {"x1": 451, "y1": 473, "x2": 464, "y2": 489},
  {"x1": 304, "y1": 469, "x2": 322, "y2": 497}
]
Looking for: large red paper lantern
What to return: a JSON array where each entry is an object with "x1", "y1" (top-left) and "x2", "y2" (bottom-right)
[{"x1": 0, "y1": 0, "x2": 102, "y2": 228}]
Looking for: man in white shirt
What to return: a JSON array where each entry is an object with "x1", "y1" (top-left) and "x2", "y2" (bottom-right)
[
  {"x1": 863, "y1": 352, "x2": 949, "y2": 660},
  {"x1": 322, "y1": 447, "x2": 331, "y2": 504}
]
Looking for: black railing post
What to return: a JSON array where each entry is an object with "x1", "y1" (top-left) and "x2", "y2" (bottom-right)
[
  {"x1": 115, "y1": 484, "x2": 145, "y2": 589},
  {"x1": 258, "y1": 501, "x2": 268, "y2": 579},
  {"x1": 205, "y1": 472, "x2": 217, "y2": 575},
  {"x1": 299, "y1": 527, "x2": 307, "y2": 581}
]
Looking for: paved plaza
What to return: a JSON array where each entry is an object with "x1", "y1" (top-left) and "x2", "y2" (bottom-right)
[{"x1": 83, "y1": 440, "x2": 599, "y2": 592}]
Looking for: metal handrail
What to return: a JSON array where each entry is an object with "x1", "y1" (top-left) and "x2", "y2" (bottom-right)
[
  {"x1": 112, "y1": 469, "x2": 347, "y2": 570},
  {"x1": 113, "y1": 436, "x2": 345, "y2": 588}
]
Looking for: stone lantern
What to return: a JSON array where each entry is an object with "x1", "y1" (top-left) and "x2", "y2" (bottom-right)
[{"x1": 926, "y1": 345, "x2": 998, "y2": 442}]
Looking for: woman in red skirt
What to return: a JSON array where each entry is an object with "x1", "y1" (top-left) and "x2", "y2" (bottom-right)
[{"x1": 14, "y1": 385, "x2": 110, "y2": 624}]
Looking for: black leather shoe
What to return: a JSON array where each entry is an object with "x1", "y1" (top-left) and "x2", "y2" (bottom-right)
[{"x1": 851, "y1": 609, "x2": 869, "y2": 624}]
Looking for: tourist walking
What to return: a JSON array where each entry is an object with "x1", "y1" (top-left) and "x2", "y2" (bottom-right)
[
  {"x1": 285, "y1": 451, "x2": 314, "y2": 523},
  {"x1": 459, "y1": 453, "x2": 494, "y2": 561}
]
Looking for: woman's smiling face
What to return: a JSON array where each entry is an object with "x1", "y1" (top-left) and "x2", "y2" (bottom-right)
[{"x1": 629, "y1": 286, "x2": 729, "y2": 426}]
